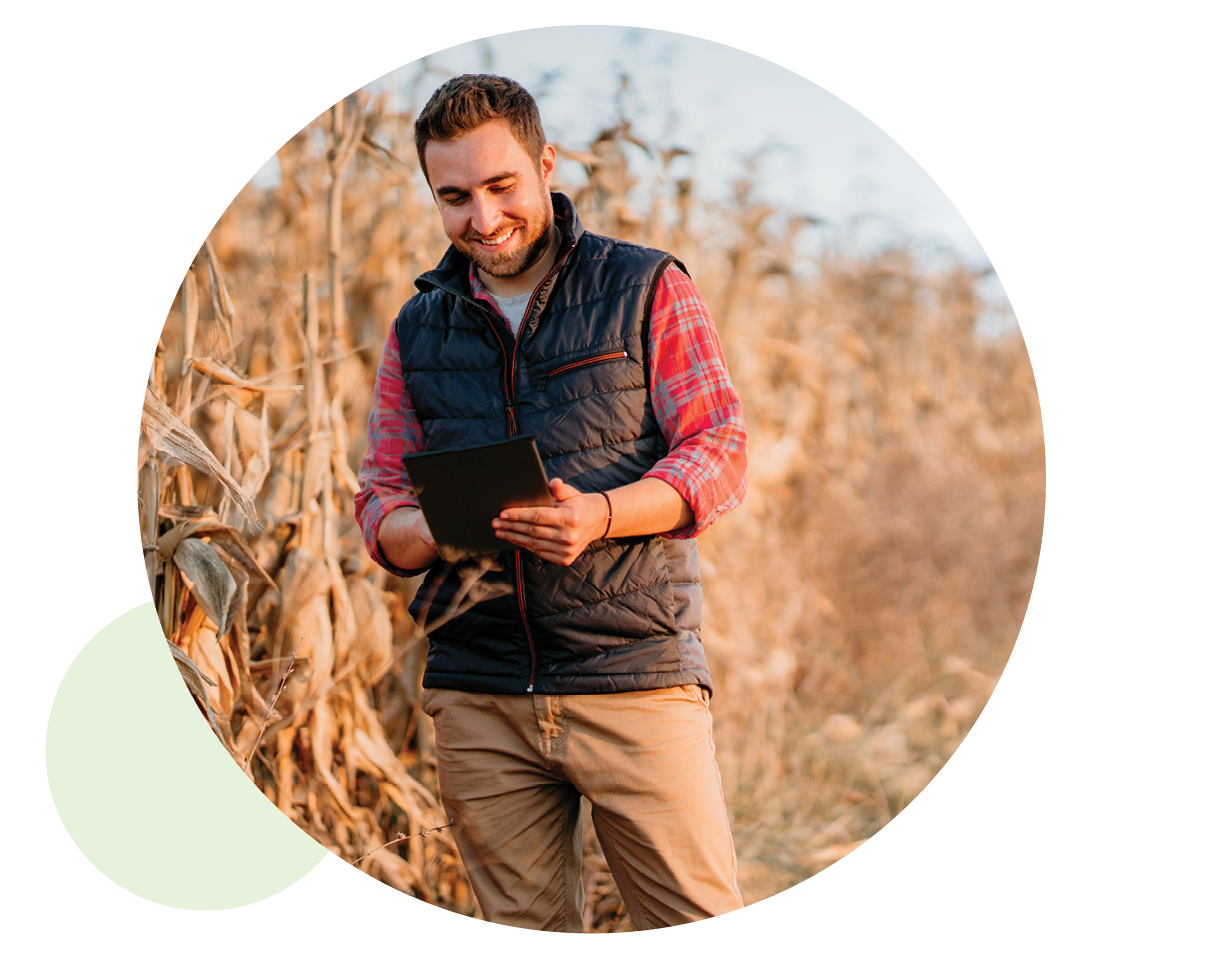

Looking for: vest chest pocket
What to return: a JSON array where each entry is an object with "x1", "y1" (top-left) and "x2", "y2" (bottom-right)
[{"x1": 533, "y1": 350, "x2": 630, "y2": 392}]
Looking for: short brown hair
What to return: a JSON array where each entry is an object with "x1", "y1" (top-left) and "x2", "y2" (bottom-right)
[{"x1": 413, "y1": 74, "x2": 546, "y2": 181}]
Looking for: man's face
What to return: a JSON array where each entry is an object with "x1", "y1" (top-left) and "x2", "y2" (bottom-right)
[{"x1": 424, "y1": 120, "x2": 557, "y2": 280}]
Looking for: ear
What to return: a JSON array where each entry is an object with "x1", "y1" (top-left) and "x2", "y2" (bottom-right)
[{"x1": 540, "y1": 143, "x2": 556, "y2": 186}]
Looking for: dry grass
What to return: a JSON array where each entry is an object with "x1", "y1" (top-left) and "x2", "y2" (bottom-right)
[{"x1": 138, "y1": 82, "x2": 1043, "y2": 928}]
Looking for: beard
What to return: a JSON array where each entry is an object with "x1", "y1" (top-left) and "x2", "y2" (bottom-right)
[{"x1": 455, "y1": 203, "x2": 555, "y2": 279}]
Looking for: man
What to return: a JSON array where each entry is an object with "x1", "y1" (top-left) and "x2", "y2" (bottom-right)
[{"x1": 355, "y1": 74, "x2": 747, "y2": 931}]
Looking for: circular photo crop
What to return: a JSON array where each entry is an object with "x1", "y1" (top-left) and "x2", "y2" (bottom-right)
[{"x1": 136, "y1": 25, "x2": 1044, "y2": 931}]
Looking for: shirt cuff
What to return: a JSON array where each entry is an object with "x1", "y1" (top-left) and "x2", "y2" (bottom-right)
[{"x1": 643, "y1": 432, "x2": 748, "y2": 539}]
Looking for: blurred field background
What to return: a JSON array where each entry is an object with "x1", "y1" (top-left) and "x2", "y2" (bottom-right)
[{"x1": 137, "y1": 56, "x2": 1043, "y2": 930}]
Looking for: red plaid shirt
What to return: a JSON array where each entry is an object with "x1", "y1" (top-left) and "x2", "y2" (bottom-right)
[{"x1": 354, "y1": 263, "x2": 747, "y2": 575}]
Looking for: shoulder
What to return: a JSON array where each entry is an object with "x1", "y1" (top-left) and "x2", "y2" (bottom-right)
[
  {"x1": 393, "y1": 284, "x2": 457, "y2": 335},
  {"x1": 574, "y1": 230, "x2": 684, "y2": 279}
]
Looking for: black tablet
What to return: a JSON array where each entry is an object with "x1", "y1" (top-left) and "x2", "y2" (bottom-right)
[{"x1": 402, "y1": 435, "x2": 554, "y2": 561}]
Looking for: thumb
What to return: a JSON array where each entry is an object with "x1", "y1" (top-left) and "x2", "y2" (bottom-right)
[{"x1": 549, "y1": 477, "x2": 580, "y2": 502}]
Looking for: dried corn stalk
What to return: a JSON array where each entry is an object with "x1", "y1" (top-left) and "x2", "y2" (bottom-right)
[{"x1": 139, "y1": 94, "x2": 473, "y2": 904}]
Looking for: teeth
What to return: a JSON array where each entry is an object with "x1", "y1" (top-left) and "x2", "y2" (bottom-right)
[{"x1": 480, "y1": 228, "x2": 515, "y2": 247}]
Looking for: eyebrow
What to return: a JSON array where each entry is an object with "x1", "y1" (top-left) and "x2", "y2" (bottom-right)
[{"x1": 435, "y1": 171, "x2": 520, "y2": 198}]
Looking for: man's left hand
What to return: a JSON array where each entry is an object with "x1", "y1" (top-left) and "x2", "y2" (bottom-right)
[{"x1": 493, "y1": 478, "x2": 609, "y2": 565}]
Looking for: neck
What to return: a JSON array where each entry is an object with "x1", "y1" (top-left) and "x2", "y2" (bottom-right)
[{"x1": 477, "y1": 226, "x2": 561, "y2": 300}]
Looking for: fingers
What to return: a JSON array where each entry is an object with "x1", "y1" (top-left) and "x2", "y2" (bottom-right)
[
  {"x1": 493, "y1": 526, "x2": 578, "y2": 565},
  {"x1": 493, "y1": 480, "x2": 594, "y2": 565},
  {"x1": 492, "y1": 521, "x2": 551, "y2": 542},
  {"x1": 494, "y1": 513, "x2": 573, "y2": 543},
  {"x1": 498, "y1": 479, "x2": 579, "y2": 522},
  {"x1": 496, "y1": 506, "x2": 555, "y2": 524},
  {"x1": 549, "y1": 477, "x2": 580, "y2": 502}
]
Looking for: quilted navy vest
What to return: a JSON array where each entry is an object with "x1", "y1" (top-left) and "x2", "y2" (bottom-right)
[{"x1": 393, "y1": 193, "x2": 710, "y2": 695}]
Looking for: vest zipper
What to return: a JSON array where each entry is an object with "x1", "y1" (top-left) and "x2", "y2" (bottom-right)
[
  {"x1": 534, "y1": 350, "x2": 629, "y2": 391},
  {"x1": 479, "y1": 238, "x2": 578, "y2": 694},
  {"x1": 483, "y1": 318, "x2": 539, "y2": 692}
]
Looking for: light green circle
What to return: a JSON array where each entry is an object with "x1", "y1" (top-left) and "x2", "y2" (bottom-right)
[{"x1": 46, "y1": 603, "x2": 326, "y2": 909}]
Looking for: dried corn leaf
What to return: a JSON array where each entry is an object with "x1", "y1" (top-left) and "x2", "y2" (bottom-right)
[
  {"x1": 233, "y1": 405, "x2": 272, "y2": 504},
  {"x1": 187, "y1": 621, "x2": 238, "y2": 741},
  {"x1": 167, "y1": 640, "x2": 230, "y2": 748},
  {"x1": 141, "y1": 386, "x2": 257, "y2": 520},
  {"x1": 140, "y1": 460, "x2": 161, "y2": 592},
  {"x1": 278, "y1": 595, "x2": 334, "y2": 712},
  {"x1": 209, "y1": 542, "x2": 251, "y2": 678},
  {"x1": 276, "y1": 548, "x2": 331, "y2": 638},
  {"x1": 173, "y1": 538, "x2": 237, "y2": 637},
  {"x1": 275, "y1": 726, "x2": 297, "y2": 817},
  {"x1": 309, "y1": 699, "x2": 358, "y2": 825},
  {"x1": 349, "y1": 577, "x2": 392, "y2": 684},
  {"x1": 329, "y1": 556, "x2": 358, "y2": 675},
  {"x1": 299, "y1": 429, "x2": 331, "y2": 511},
  {"x1": 158, "y1": 517, "x2": 273, "y2": 585},
  {"x1": 190, "y1": 355, "x2": 302, "y2": 395},
  {"x1": 202, "y1": 526, "x2": 274, "y2": 586},
  {"x1": 201, "y1": 238, "x2": 236, "y2": 347},
  {"x1": 336, "y1": 690, "x2": 359, "y2": 797},
  {"x1": 269, "y1": 392, "x2": 306, "y2": 447},
  {"x1": 175, "y1": 269, "x2": 200, "y2": 418},
  {"x1": 328, "y1": 395, "x2": 362, "y2": 496},
  {"x1": 158, "y1": 502, "x2": 210, "y2": 522},
  {"x1": 354, "y1": 727, "x2": 440, "y2": 813}
]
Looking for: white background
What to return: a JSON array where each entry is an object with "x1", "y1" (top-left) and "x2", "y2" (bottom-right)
[{"x1": 4, "y1": 1, "x2": 1204, "y2": 953}]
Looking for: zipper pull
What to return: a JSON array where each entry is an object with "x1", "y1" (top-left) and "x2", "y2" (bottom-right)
[
  {"x1": 505, "y1": 401, "x2": 518, "y2": 435},
  {"x1": 535, "y1": 372, "x2": 548, "y2": 392},
  {"x1": 526, "y1": 684, "x2": 534, "y2": 693}
]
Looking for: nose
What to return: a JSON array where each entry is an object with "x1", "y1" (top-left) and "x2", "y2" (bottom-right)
[{"x1": 469, "y1": 193, "x2": 505, "y2": 238}]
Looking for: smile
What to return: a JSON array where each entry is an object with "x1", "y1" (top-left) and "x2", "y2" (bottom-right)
[{"x1": 478, "y1": 228, "x2": 517, "y2": 247}]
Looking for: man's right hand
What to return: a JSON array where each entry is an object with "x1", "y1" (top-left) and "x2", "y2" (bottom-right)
[{"x1": 378, "y1": 506, "x2": 440, "y2": 571}]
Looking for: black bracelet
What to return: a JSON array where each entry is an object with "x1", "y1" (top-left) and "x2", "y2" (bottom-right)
[{"x1": 600, "y1": 491, "x2": 613, "y2": 539}]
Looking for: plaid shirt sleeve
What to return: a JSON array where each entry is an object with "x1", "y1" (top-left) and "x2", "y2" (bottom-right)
[
  {"x1": 644, "y1": 264, "x2": 748, "y2": 538},
  {"x1": 354, "y1": 322, "x2": 428, "y2": 577}
]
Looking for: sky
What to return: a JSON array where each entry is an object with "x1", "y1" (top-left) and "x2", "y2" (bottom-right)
[{"x1": 253, "y1": 25, "x2": 1013, "y2": 329}]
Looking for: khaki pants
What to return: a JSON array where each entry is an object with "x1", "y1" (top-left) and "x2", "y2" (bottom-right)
[{"x1": 421, "y1": 685, "x2": 743, "y2": 932}]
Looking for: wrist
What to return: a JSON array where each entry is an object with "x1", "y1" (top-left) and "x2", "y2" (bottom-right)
[
  {"x1": 597, "y1": 491, "x2": 613, "y2": 540},
  {"x1": 380, "y1": 506, "x2": 438, "y2": 569}
]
